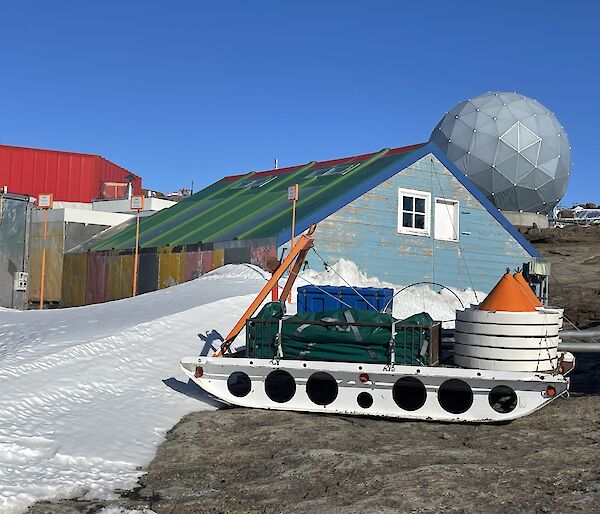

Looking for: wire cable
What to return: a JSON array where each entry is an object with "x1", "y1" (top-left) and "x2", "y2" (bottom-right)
[
  {"x1": 430, "y1": 158, "x2": 480, "y2": 302},
  {"x1": 294, "y1": 273, "x2": 356, "y2": 310},
  {"x1": 562, "y1": 313, "x2": 600, "y2": 345},
  {"x1": 310, "y1": 248, "x2": 379, "y2": 312}
]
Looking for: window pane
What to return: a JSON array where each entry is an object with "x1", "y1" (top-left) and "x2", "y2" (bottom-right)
[
  {"x1": 402, "y1": 213, "x2": 413, "y2": 228},
  {"x1": 415, "y1": 197, "x2": 426, "y2": 213},
  {"x1": 403, "y1": 196, "x2": 414, "y2": 211},
  {"x1": 415, "y1": 214, "x2": 425, "y2": 229}
]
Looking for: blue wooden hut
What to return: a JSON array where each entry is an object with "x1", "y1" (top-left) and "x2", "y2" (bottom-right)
[{"x1": 85, "y1": 142, "x2": 539, "y2": 295}]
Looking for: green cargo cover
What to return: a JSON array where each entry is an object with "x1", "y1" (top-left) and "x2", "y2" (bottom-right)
[{"x1": 247, "y1": 302, "x2": 434, "y2": 365}]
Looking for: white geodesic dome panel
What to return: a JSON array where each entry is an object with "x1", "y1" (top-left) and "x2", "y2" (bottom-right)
[{"x1": 430, "y1": 92, "x2": 571, "y2": 214}]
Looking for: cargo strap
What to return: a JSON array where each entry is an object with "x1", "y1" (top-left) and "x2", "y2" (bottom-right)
[
  {"x1": 419, "y1": 337, "x2": 429, "y2": 360},
  {"x1": 389, "y1": 321, "x2": 399, "y2": 367},
  {"x1": 343, "y1": 310, "x2": 363, "y2": 343},
  {"x1": 275, "y1": 319, "x2": 284, "y2": 361},
  {"x1": 294, "y1": 324, "x2": 311, "y2": 336}
]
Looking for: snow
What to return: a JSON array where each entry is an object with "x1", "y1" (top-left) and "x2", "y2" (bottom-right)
[
  {"x1": 0, "y1": 265, "x2": 266, "y2": 513},
  {"x1": 296, "y1": 259, "x2": 484, "y2": 325},
  {"x1": 0, "y1": 260, "x2": 483, "y2": 513}
]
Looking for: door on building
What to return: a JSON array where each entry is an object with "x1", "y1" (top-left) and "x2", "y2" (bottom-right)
[{"x1": 434, "y1": 199, "x2": 459, "y2": 242}]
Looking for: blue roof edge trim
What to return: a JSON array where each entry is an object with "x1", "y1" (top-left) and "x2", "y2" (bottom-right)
[{"x1": 275, "y1": 142, "x2": 540, "y2": 259}]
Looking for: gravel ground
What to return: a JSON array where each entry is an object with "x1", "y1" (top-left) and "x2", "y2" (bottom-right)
[{"x1": 525, "y1": 224, "x2": 600, "y2": 329}]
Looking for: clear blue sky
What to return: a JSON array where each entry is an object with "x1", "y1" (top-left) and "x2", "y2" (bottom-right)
[{"x1": 1, "y1": 1, "x2": 597, "y2": 204}]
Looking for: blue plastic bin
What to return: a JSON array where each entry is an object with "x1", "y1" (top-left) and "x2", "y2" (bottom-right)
[{"x1": 297, "y1": 285, "x2": 394, "y2": 314}]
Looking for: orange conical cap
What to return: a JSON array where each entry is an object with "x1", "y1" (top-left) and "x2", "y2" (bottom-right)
[
  {"x1": 513, "y1": 272, "x2": 543, "y2": 307},
  {"x1": 478, "y1": 273, "x2": 538, "y2": 312}
]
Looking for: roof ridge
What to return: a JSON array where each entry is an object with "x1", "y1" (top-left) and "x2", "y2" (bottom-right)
[
  {"x1": 0, "y1": 144, "x2": 137, "y2": 176},
  {"x1": 221, "y1": 143, "x2": 426, "y2": 182},
  {"x1": 0, "y1": 143, "x2": 102, "y2": 159}
]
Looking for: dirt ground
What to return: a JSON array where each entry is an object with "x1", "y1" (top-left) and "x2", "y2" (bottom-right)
[
  {"x1": 524, "y1": 224, "x2": 600, "y2": 329},
  {"x1": 29, "y1": 398, "x2": 600, "y2": 514},
  {"x1": 29, "y1": 224, "x2": 600, "y2": 514}
]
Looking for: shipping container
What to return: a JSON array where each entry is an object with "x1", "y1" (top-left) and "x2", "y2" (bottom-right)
[
  {"x1": 0, "y1": 144, "x2": 141, "y2": 203},
  {"x1": 297, "y1": 285, "x2": 394, "y2": 314}
]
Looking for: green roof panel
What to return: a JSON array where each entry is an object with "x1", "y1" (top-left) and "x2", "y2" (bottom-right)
[{"x1": 91, "y1": 144, "x2": 426, "y2": 250}]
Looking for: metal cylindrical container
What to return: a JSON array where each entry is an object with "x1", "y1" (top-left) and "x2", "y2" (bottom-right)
[{"x1": 454, "y1": 307, "x2": 560, "y2": 372}]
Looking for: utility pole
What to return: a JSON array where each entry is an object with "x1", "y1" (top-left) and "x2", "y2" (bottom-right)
[
  {"x1": 130, "y1": 195, "x2": 144, "y2": 296},
  {"x1": 37, "y1": 194, "x2": 53, "y2": 310}
]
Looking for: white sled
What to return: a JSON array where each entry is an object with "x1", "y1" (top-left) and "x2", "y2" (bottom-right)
[
  {"x1": 181, "y1": 227, "x2": 573, "y2": 423},
  {"x1": 181, "y1": 356, "x2": 568, "y2": 423}
]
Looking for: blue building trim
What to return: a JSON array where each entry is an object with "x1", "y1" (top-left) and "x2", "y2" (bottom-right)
[{"x1": 276, "y1": 142, "x2": 540, "y2": 258}]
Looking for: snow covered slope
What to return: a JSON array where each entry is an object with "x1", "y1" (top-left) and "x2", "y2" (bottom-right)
[
  {"x1": 0, "y1": 265, "x2": 266, "y2": 513},
  {"x1": 0, "y1": 260, "x2": 483, "y2": 513}
]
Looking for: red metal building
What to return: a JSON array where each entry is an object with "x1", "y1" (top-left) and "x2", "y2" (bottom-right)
[{"x1": 0, "y1": 144, "x2": 142, "y2": 202}]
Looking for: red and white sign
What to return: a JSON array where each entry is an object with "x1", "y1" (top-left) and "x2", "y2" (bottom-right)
[
  {"x1": 130, "y1": 195, "x2": 145, "y2": 211},
  {"x1": 38, "y1": 194, "x2": 53, "y2": 209},
  {"x1": 287, "y1": 184, "x2": 298, "y2": 202}
]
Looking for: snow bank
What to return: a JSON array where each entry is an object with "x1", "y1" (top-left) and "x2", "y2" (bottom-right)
[
  {"x1": 0, "y1": 265, "x2": 265, "y2": 513},
  {"x1": 0, "y1": 259, "x2": 484, "y2": 512},
  {"x1": 296, "y1": 258, "x2": 485, "y2": 325}
]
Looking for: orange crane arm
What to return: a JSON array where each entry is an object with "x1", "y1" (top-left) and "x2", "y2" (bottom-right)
[{"x1": 214, "y1": 225, "x2": 315, "y2": 356}]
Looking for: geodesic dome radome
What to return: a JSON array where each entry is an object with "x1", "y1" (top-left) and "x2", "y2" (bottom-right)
[{"x1": 430, "y1": 92, "x2": 571, "y2": 214}]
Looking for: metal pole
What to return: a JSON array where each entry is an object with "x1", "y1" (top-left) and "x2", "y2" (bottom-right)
[
  {"x1": 132, "y1": 210, "x2": 140, "y2": 296},
  {"x1": 288, "y1": 197, "x2": 297, "y2": 304},
  {"x1": 558, "y1": 341, "x2": 600, "y2": 353},
  {"x1": 291, "y1": 198, "x2": 296, "y2": 249},
  {"x1": 39, "y1": 208, "x2": 48, "y2": 310}
]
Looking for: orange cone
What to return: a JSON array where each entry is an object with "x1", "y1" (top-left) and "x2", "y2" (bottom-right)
[
  {"x1": 478, "y1": 273, "x2": 539, "y2": 312},
  {"x1": 513, "y1": 272, "x2": 542, "y2": 307}
]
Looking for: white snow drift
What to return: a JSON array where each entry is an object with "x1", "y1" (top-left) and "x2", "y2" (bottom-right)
[{"x1": 0, "y1": 261, "x2": 483, "y2": 513}]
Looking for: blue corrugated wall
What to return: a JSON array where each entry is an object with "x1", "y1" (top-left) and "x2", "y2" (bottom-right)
[{"x1": 303, "y1": 153, "x2": 532, "y2": 294}]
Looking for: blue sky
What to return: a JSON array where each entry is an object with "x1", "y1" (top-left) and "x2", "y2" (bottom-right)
[{"x1": 1, "y1": 1, "x2": 597, "y2": 204}]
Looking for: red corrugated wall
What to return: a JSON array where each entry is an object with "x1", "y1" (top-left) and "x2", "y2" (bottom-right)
[{"x1": 0, "y1": 145, "x2": 142, "y2": 202}]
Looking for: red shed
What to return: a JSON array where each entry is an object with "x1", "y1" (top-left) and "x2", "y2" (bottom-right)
[{"x1": 0, "y1": 144, "x2": 142, "y2": 203}]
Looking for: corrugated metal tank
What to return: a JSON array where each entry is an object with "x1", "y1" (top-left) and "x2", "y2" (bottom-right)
[{"x1": 0, "y1": 145, "x2": 142, "y2": 202}]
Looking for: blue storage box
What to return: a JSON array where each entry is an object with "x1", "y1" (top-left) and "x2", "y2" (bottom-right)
[{"x1": 297, "y1": 285, "x2": 394, "y2": 314}]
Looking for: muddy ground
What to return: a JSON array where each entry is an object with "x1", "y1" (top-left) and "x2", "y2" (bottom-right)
[
  {"x1": 29, "y1": 225, "x2": 600, "y2": 514},
  {"x1": 525, "y1": 224, "x2": 600, "y2": 329}
]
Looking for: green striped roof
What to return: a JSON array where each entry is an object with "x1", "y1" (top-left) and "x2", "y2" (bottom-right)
[{"x1": 90, "y1": 143, "x2": 426, "y2": 250}]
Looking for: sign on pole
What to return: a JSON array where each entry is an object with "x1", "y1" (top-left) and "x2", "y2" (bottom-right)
[
  {"x1": 38, "y1": 193, "x2": 53, "y2": 209},
  {"x1": 287, "y1": 185, "x2": 298, "y2": 202},
  {"x1": 130, "y1": 195, "x2": 144, "y2": 211}
]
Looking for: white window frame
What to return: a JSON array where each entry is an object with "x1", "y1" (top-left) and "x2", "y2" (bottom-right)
[
  {"x1": 397, "y1": 188, "x2": 431, "y2": 236},
  {"x1": 434, "y1": 198, "x2": 460, "y2": 242},
  {"x1": 309, "y1": 162, "x2": 361, "y2": 178}
]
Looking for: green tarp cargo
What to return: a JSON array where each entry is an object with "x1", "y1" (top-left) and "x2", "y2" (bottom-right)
[{"x1": 246, "y1": 303, "x2": 440, "y2": 366}]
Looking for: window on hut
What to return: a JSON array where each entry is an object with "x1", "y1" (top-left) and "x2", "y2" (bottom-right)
[{"x1": 397, "y1": 188, "x2": 431, "y2": 236}]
